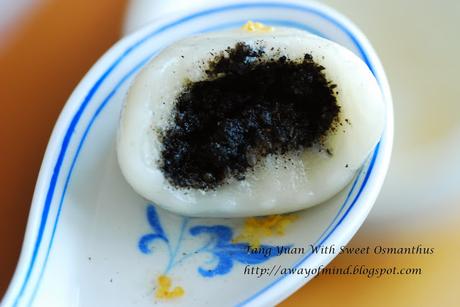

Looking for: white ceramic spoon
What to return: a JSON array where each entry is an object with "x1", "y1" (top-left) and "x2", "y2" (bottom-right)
[{"x1": 2, "y1": 1, "x2": 392, "y2": 306}]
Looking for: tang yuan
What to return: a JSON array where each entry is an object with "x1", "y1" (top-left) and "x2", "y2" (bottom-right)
[{"x1": 117, "y1": 23, "x2": 384, "y2": 217}]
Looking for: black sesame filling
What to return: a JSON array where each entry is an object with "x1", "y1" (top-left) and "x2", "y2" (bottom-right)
[{"x1": 160, "y1": 43, "x2": 340, "y2": 190}]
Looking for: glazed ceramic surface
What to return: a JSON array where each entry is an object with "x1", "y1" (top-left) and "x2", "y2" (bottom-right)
[{"x1": 2, "y1": 1, "x2": 392, "y2": 306}]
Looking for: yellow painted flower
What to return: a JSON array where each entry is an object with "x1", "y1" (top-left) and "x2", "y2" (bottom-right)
[
  {"x1": 241, "y1": 20, "x2": 274, "y2": 32},
  {"x1": 155, "y1": 275, "x2": 184, "y2": 299},
  {"x1": 233, "y1": 214, "x2": 298, "y2": 247}
]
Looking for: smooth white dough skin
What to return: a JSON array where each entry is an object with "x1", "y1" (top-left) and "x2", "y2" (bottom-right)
[{"x1": 117, "y1": 27, "x2": 385, "y2": 217}]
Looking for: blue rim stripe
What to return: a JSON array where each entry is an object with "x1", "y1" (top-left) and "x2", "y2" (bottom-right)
[
  {"x1": 198, "y1": 19, "x2": 323, "y2": 38},
  {"x1": 238, "y1": 142, "x2": 380, "y2": 306},
  {"x1": 27, "y1": 54, "x2": 155, "y2": 304},
  {"x1": 13, "y1": 38, "x2": 131, "y2": 307},
  {"x1": 311, "y1": 162, "x2": 363, "y2": 245},
  {"x1": 12, "y1": 2, "x2": 384, "y2": 306}
]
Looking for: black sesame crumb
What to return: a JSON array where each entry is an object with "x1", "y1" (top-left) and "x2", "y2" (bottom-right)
[{"x1": 160, "y1": 42, "x2": 340, "y2": 190}]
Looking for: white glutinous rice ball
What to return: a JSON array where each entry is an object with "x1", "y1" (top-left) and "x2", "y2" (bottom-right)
[{"x1": 117, "y1": 24, "x2": 385, "y2": 217}]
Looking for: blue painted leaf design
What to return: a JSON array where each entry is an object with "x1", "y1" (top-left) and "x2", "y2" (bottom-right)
[
  {"x1": 138, "y1": 234, "x2": 167, "y2": 254},
  {"x1": 138, "y1": 205, "x2": 168, "y2": 254},
  {"x1": 217, "y1": 243, "x2": 289, "y2": 265},
  {"x1": 190, "y1": 225, "x2": 284, "y2": 277},
  {"x1": 146, "y1": 205, "x2": 167, "y2": 238},
  {"x1": 138, "y1": 205, "x2": 294, "y2": 278},
  {"x1": 190, "y1": 225, "x2": 232, "y2": 244},
  {"x1": 198, "y1": 251, "x2": 234, "y2": 277}
]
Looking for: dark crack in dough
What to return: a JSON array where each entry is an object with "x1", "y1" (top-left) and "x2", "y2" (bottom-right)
[{"x1": 160, "y1": 42, "x2": 340, "y2": 190}]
